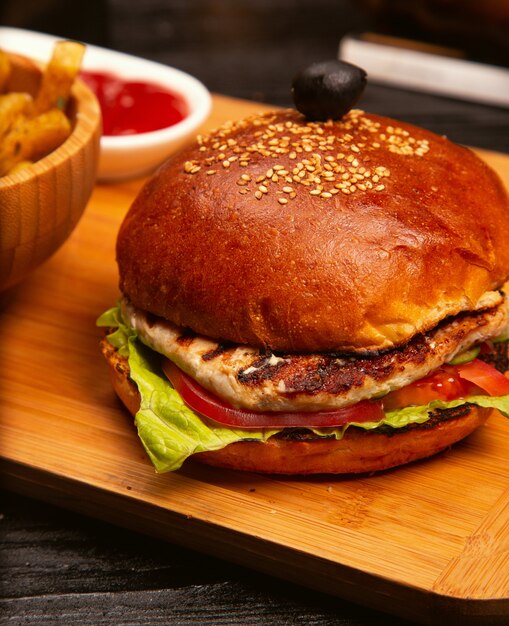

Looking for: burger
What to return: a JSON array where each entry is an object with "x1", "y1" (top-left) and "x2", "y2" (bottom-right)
[{"x1": 98, "y1": 66, "x2": 509, "y2": 475}]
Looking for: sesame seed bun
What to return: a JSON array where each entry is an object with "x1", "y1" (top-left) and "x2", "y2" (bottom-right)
[
  {"x1": 117, "y1": 109, "x2": 509, "y2": 353},
  {"x1": 101, "y1": 338, "x2": 491, "y2": 474}
]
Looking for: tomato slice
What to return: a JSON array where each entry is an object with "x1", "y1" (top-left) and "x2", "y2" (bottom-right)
[
  {"x1": 382, "y1": 367, "x2": 469, "y2": 411},
  {"x1": 456, "y1": 358, "x2": 509, "y2": 396},
  {"x1": 162, "y1": 355, "x2": 509, "y2": 428},
  {"x1": 162, "y1": 359, "x2": 385, "y2": 429},
  {"x1": 383, "y1": 358, "x2": 509, "y2": 411}
]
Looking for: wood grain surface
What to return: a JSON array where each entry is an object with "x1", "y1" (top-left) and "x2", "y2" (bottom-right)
[{"x1": 1, "y1": 94, "x2": 509, "y2": 626}]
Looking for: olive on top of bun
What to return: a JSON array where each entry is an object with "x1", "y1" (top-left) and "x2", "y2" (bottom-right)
[{"x1": 98, "y1": 63, "x2": 509, "y2": 475}]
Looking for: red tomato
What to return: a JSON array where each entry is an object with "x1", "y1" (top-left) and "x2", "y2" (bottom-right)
[
  {"x1": 383, "y1": 358, "x2": 509, "y2": 411},
  {"x1": 383, "y1": 367, "x2": 467, "y2": 411},
  {"x1": 456, "y1": 358, "x2": 509, "y2": 396},
  {"x1": 162, "y1": 359, "x2": 385, "y2": 429}
]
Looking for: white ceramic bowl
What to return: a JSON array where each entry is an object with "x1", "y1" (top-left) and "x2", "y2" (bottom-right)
[{"x1": 0, "y1": 27, "x2": 212, "y2": 181}]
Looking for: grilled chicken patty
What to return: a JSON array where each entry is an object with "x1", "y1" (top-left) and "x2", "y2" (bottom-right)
[{"x1": 121, "y1": 294, "x2": 508, "y2": 412}]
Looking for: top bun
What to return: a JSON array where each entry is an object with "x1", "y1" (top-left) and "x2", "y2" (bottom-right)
[{"x1": 117, "y1": 109, "x2": 509, "y2": 353}]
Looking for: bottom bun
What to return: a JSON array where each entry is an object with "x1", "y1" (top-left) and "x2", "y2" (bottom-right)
[{"x1": 101, "y1": 339, "x2": 491, "y2": 474}]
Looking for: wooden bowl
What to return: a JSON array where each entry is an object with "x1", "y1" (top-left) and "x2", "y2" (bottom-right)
[{"x1": 0, "y1": 52, "x2": 101, "y2": 292}]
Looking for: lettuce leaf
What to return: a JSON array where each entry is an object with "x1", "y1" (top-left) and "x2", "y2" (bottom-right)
[
  {"x1": 128, "y1": 336, "x2": 278, "y2": 472},
  {"x1": 96, "y1": 306, "x2": 131, "y2": 357},
  {"x1": 98, "y1": 305, "x2": 509, "y2": 472}
]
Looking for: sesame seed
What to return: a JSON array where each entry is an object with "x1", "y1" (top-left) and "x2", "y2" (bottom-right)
[
  {"x1": 278, "y1": 197, "x2": 288, "y2": 205},
  {"x1": 191, "y1": 108, "x2": 430, "y2": 203},
  {"x1": 255, "y1": 191, "x2": 263, "y2": 199},
  {"x1": 259, "y1": 184, "x2": 268, "y2": 193},
  {"x1": 206, "y1": 169, "x2": 217, "y2": 175}
]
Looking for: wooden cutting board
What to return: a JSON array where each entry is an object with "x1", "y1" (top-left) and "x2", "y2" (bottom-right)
[{"x1": 1, "y1": 95, "x2": 509, "y2": 625}]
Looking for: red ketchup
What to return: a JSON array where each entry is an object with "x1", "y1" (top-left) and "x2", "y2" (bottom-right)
[{"x1": 80, "y1": 70, "x2": 188, "y2": 136}]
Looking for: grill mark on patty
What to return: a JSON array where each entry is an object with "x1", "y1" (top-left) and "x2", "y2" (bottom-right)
[
  {"x1": 202, "y1": 343, "x2": 235, "y2": 361},
  {"x1": 236, "y1": 306, "x2": 494, "y2": 396},
  {"x1": 122, "y1": 294, "x2": 508, "y2": 412},
  {"x1": 176, "y1": 327, "x2": 197, "y2": 347}
]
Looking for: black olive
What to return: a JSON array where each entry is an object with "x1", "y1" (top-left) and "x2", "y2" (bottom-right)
[{"x1": 291, "y1": 60, "x2": 367, "y2": 121}]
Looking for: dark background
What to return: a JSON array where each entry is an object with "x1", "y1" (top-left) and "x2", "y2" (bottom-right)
[
  {"x1": 2, "y1": 0, "x2": 509, "y2": 150},
  {"x1": 1, "y1": 1, "x2": 508, "y2": 624}
]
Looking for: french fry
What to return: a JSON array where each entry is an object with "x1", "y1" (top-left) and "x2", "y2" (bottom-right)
[
  {"x1": 34, "y1": 40, "x2": 85, "y2": 113},
  {"x1": 0, "y1": 49, "x2": 11, "y2": 91},
  {"x1": 0, "y1": 40, "x2": 86, "y2": 177},
  {"x1": 0, "y1": 108, "x2": 71, "y2": 176},
  {"x1": 0, "y1": 92, "x2": 33, "y2": 137}
]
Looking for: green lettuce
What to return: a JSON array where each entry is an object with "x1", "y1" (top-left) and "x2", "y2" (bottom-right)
[
  {"x1": 98, "y1": 305, "x2": 509, "y2": 472},
  {"x1": 96, "y1": 306, "x2": 131, "y2": 358}
]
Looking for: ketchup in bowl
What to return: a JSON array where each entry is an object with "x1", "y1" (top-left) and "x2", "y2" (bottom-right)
[{"x1": 80, "y1": 70, "x2": 188, "y2": 136}]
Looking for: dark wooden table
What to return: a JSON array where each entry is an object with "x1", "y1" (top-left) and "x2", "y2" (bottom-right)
[{"x1": 1, "y1": 1, "x2": 508, "y2": 624}]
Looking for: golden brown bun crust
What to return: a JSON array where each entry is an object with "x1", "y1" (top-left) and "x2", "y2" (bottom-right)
[
  {"x1": 101, "y1": 339, "x2": 491, "y2": 474},
  {"x1": 117, "y1": 109, "x2": 509, "y2": 353}
]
